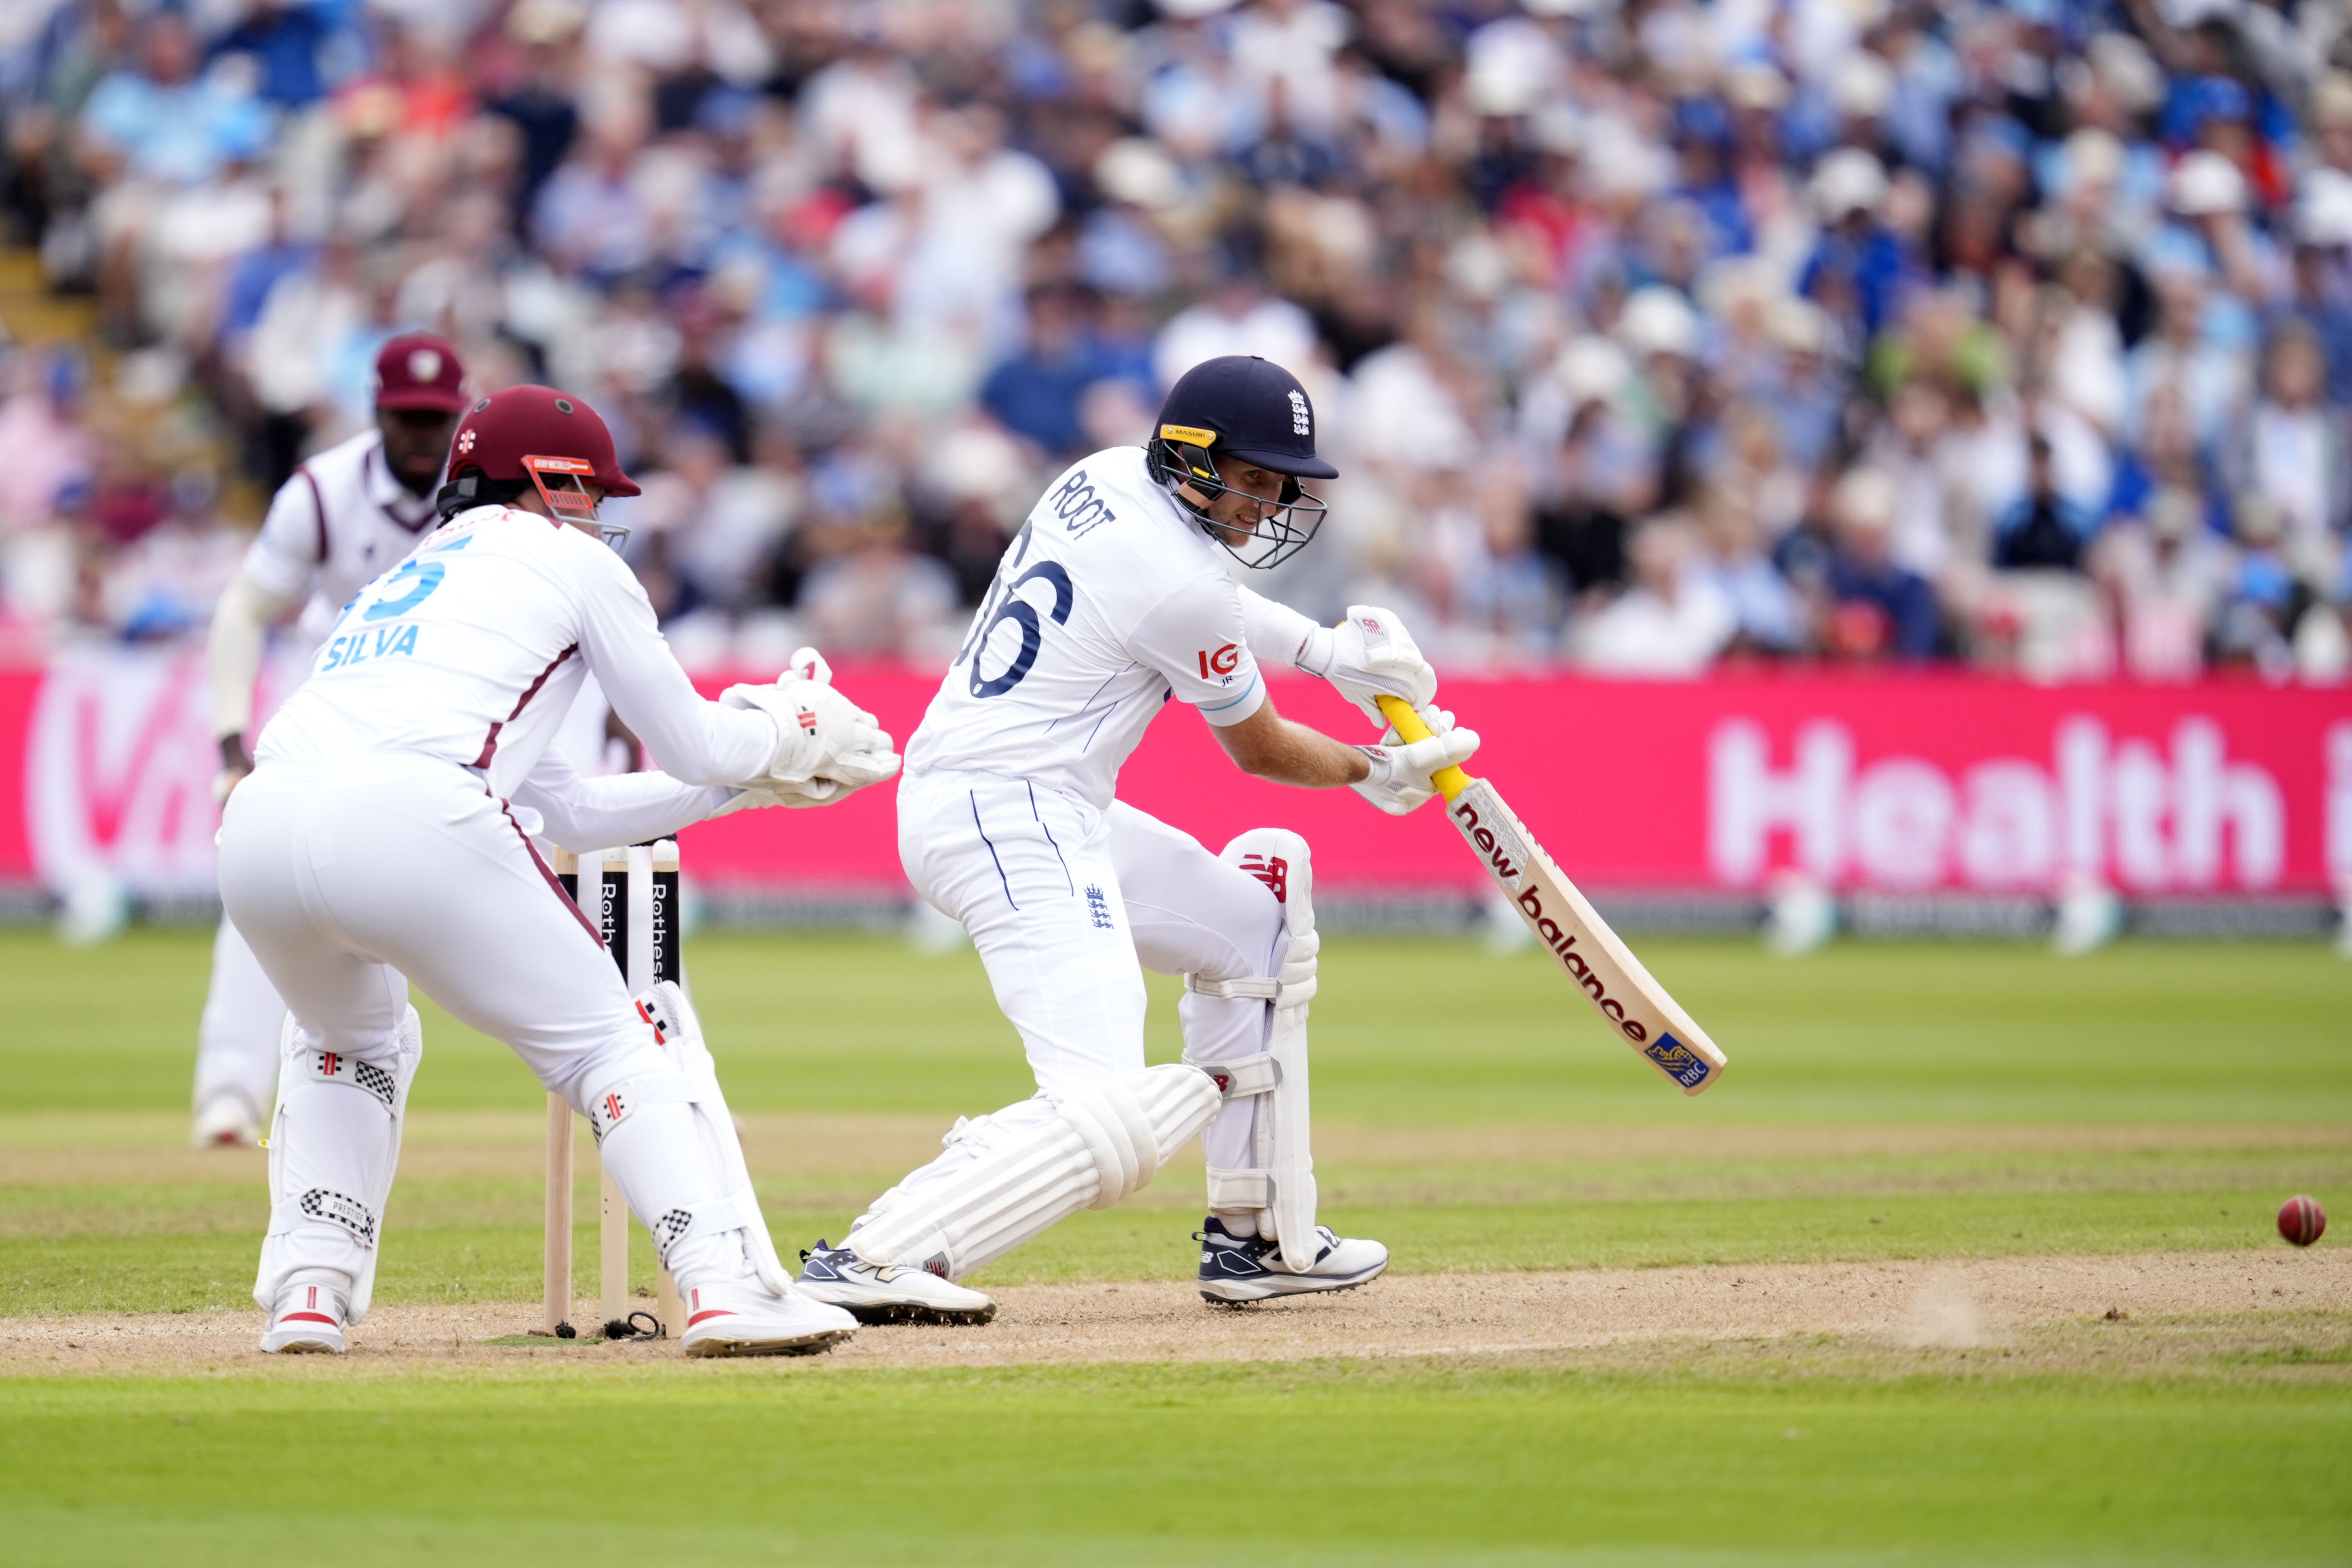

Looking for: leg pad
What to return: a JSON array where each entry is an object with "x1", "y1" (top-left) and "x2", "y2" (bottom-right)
[{"x1": 850, "y1": 1062, "x2": 1222, "y2": 1280}]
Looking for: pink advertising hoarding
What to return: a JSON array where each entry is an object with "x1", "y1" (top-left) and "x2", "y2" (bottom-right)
[{"x1": 8, "y1": 652, "x2": 2347, "y2": 901}]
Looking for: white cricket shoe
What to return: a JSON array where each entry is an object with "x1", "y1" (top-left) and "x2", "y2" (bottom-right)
[
  {"x1": 678, "y1": 1276, "x2": 858, "y2": 1357},
  {"x1": 795, "y1": 1239, "x2": 997, "y2": 1325},
  {"x1": 260, "y1": 1280, "x2": 348, "y2": 1354},
  {"x1": 192, "y1": 1090, "x2": 263, "y2": 1148},
  {"x1": 1197, "y1": 1216, "x2": 1389, "y2": 1304}
]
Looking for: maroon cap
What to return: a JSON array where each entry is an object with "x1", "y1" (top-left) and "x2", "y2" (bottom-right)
[
  {"x1": 373, "y1": 334, "x2": 469, "y2": 413},
  {"x1": 447, "y1": 384, "x2": 641, "y2": 497}
]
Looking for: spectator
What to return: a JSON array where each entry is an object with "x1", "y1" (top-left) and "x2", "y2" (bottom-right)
[
  {"x1": 2099, "y1": 489, "x2": 2232, "y2": 681},
  {"x1": 2211, "y1": 494, "x2": 2301, "y2": 676},
  {"x1": 210, "y1": 0, "x2": 340, "y2": 111},
  {"x1": 1693, "y1": 484, "x2": 1804, "y2": 654},
  {"x1": 981, "y1": 287, "x2": 1109, "y2": 462},
  {"x1": 1821, "y1": 469, "x2": 1942, "y2": 661},
  {"x1": 2236, "y1": 322, "x2": 2344, "y2": 547},
  {"x1": 1994, "y1": 437, "x2": 2103, "y2": 572},
  {"x1": 2125, "y1": 253, "x2": 2250, "y2": 451},
  {"x1": 5, "y1": 0, "x2": 2345, "y2": 679},
  {"x1": 0, "y1": 347, "x2": 94, "y2": 533},
  {"x1": 1572, "y1": 514, "x2": 1734, "y2": 677},
  {"x1": 0, "y1": 348, "x2": 95, "y2": 627},
  {"x1": 1800, "y1": 149, "x2": 1909, "y2": 343},
  {"x1": 797, "y1": 509, "x2": 959, "y2": 660},
  {"x1": 1152, "y1": 254, "x2": 1318, "y2": 390},
  {"x1": 75, "y1": 13, "x2": 270, "y2": 340}
]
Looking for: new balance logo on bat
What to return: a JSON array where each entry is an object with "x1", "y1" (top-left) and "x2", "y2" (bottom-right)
[
  {"x1": 1512, "y1": 877, "x2": 1648, "y2": 1043},
  {"x1": 1452, "y1": 798, "x2": 1523, "y2": 885},
  {"x1": 1454, "y1": 796, "x2": 1648, "y2": 1045}
]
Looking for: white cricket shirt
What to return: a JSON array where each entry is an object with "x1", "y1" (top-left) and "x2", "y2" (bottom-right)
[
  {"x1": 243, "y1": 429, "x2": 445, "y2": 655},
  {"x1": 255, "y1": 504, "x2": 777, "y2": 803},
  {"x1": 905, "y1": 445, "x2": 1267, "y2": 809}
]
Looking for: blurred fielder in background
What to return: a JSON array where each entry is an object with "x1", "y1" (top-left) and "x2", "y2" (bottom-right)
[{"x1": 194, "y1": 332, "x2": 471, "y2": 1147}]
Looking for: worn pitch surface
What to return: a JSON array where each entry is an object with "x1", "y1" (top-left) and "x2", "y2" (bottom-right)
[{"x1": 6, "y1": 1250, "x2": 2346, "y2": 1374}]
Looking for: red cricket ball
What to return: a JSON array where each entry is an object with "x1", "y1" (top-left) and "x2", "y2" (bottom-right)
[{"x1": 2278, "y1": 1195, "x2": 2327, "y2": 1247}]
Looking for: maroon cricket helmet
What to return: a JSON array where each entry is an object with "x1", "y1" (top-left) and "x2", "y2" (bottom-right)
[
  {"x1": 372, "y1": 333, "x2": 470, "y2": 414},
  {"x1": 446, "y1": 384, "x2": 642, "y2": 497}
]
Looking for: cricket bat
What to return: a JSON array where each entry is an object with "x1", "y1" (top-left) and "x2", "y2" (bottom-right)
[{"x1": 1377, "y1": 696, "x2": 1729, "y2": 1096}]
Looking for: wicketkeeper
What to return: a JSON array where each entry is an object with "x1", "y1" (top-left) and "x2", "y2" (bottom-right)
[{"x1": 221, "y1": 384, "x2": 893, "y2": 1356}]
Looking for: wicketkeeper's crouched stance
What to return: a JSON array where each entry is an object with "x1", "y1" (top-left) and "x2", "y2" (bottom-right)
[
  {"x1": 220, "y1": 385, "x2": 899, "y2": 1356},
  {"x1": 793, "y1": 357, "x2": 1478, "y2": 1323}
]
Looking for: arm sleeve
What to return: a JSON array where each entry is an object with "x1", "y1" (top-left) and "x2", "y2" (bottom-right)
[
  {"x1": 1234, "y1": 584, "x2": 1322, "y2": 670},
  {"x1": 1124, "y1": 574, "x2": 1268, "y2": 727},
  {"x1": 571, "y1": 536, "x2": 780, "y2": 787},
  {"x1": 207, "y1": 569, "x2": 304, "y2": 741},
  {"x1": 508, "y1": 745, "x2": 738, "y2": 852},
  {"x1": 244, "y1": 470, "x2": 328, "y2": 602}
]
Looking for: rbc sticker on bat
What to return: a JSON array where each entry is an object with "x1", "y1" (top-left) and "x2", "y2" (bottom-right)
[{"x1": 1643, "y1": 1033, "x2": 1711, "y2": 1089}]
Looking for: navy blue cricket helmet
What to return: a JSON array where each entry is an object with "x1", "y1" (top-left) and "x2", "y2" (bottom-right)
[{"x1": 1148, "y1": 355, "x2": 1335, "y2": 570}]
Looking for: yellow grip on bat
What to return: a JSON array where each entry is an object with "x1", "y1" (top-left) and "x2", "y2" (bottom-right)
[{"x1": 1375, "y1": 693, "x2": 1474, "y2": 803}]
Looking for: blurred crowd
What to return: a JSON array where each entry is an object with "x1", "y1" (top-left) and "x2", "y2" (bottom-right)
[{"x1": 4, "y1": 0, "x2": 2352, "y2": 680}]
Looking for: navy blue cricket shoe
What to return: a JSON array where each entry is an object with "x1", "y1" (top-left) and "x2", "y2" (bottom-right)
[{"x1": 1196, "y1": 1216, "x2": 1388, "y2": 1305}]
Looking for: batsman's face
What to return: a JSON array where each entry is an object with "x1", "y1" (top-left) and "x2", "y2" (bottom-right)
[
  {"x1": 377, "y1": 407, "x2": 462, "y2": 496},
  {"x1": 1201, "y1": 455, "x2": 1285, "y2": 545}
]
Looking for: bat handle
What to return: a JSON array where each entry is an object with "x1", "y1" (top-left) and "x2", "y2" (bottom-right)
[{"x1": 1375, "y1": 694, "x2": 1474, "y2": 803}]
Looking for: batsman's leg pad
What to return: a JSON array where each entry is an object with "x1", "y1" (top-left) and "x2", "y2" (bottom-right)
[
  {"x1": 253, "y1": 1005, "x2": 423, "y2": 1322},
  {"x1": 848, "y1": 1063, "x2": 1221, "y2": 1280},
  {"x1": 581, "y1": 981, "x2": 791, "y2": 1294},
  {"x1": 1185, "y1": 827, "x2": 1321, "y2": 1272}
]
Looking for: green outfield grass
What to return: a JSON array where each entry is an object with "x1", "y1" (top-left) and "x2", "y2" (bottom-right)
[
  {"x1": 11, "y1": 928, "x2": 2352, "y2": 1124},
  {"x1": 2, "y1": 926, "x2": 2347, "y2": 1564},
  {"x1": 4, "y1": 1359, "x2": 2348, "y2": 1566}
]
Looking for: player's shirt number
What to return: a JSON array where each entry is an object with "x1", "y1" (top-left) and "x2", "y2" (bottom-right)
[
  {"x1": 957, "y1": 525, "x2": 1072, "y2": 699},
  {"x1": 360, "y1": 559, "x2": 446, "y2": 620},
  {"x1": 323, "y1": 539, "x2": 468, "y2": 672}
]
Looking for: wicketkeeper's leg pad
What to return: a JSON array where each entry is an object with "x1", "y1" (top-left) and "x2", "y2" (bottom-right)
[
  {"x1": 1184, "y1": 827, "x2": 1321, "y2": 1271},
  {"x1": 578, "y1": 981, "x2": 792, "y2": 1294},
  {"x1": 253, "y1": 1005, "x2": 423, "y2": 1322},
  {"x1": 847, "y1": 1062, "x2": 1222, "y2": 1281}
]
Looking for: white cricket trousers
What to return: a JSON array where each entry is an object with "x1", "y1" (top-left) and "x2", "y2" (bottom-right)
[
  {"x1": 217, "y1": 753, "x2": 744, "y2": 1310},
  {"x1": 879, "y1": 774, "x2": 1286, "y2": 1223},
  {"x1": 192, "y1": 914, "x2": 290, "y2": 1114}
]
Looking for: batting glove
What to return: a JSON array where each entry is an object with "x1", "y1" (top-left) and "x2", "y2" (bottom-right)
[
  {"x1": 1299, "y1": 605, "x2": 1438, "y2": 729},
  {"x1": 1351, "y1": 706, "x2": 1478, "y2": 816}
]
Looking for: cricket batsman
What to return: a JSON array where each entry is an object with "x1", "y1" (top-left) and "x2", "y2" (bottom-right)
[
  {"x1": 220, "y1": 384, "x2": 892, "y2": 1356},
  {"x1": 792, "y1": 355, "x2": 1479, "y2": 1323},
  {"x1": 194, "y1": 334, "x2": 472, "y2": 1146}
]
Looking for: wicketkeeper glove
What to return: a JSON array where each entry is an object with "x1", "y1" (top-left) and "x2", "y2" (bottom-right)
[
  {"x1": 1350, "y1": 705, "x2": 1478, "y2": 816},
  {"x1": 706, "y1": 776, "x2": 871, "y2": 818},
  {"x1": 1298, "y1": 605, "x2": 1438, "y2": 729},
  {"x1": 719, "y1": 646, "x2": 901, "y2": 803}
]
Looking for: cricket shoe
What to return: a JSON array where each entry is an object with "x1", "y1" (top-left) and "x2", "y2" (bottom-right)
[
  {"x1": 260, "y1": 1280, "x2": 348, "y2": 1354},
  {"x1": 795, "y1": 1239, "x2": 997, "y2": 1325},
  {"x1": 192, "y1": 1089, "x2": 263, "y2": 1148},
  {"x1": 677, "y1": 1276, "x2": 858, "y2": 1358},
  {"x1": 1197, "y1": 1216, "x2": 1388, "y2": 1305}
]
